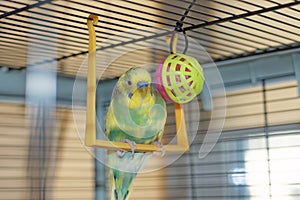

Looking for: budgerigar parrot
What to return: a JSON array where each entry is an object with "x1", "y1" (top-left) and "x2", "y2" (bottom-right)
[{"x1": 105, "y1": 67, "x2": 167, "y2": 200}]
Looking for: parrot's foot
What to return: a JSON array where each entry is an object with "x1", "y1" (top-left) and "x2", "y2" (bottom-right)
[
  {"x1": 151, "y1": 141, "x2": 166, "y2": 157},
  {"x1": 123, "y1": 139, "x2": 136, "y2": 156},
  {"x1": 116, "y1": 139, "x2": 136, "y2": 158}
]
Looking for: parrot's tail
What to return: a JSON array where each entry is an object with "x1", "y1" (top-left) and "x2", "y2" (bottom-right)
[{"x1": 110, "y1": 169, "x2": 136, "y2": 200}]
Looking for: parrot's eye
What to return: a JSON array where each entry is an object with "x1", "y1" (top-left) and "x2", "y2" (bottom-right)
[{"x1": 127, "y1": 80, "x2": 132, "y2": 85}]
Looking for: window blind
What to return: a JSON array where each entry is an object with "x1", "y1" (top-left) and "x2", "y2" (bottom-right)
[
  {"x1": 0, "y1": 103, "x2": 94, "y2": 200},
  {"x1": 166, "y1": 79, "x2": 300, "y2": 200}
]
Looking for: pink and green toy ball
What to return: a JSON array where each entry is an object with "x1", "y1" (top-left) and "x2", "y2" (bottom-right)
[{"x1": 154, "y1": 53, "x2": 205, "y2": 104}]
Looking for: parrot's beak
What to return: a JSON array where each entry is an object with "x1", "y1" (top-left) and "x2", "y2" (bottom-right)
[{"x1": 137, "y1": 81, "x2": 149, "y2": 98}]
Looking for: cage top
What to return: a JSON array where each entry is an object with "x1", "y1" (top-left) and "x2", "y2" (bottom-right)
[{"x1": 0, "y1": 0, "x2": 299, "y2": 78}]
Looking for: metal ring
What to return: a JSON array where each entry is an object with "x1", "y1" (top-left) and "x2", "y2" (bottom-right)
[{"x1": 170, "y1": 30, "x2": 188, "y2": 54}]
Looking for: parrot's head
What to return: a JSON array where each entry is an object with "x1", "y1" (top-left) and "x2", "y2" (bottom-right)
[{"x1": 115, "y1": 67, "x2": 154, "y2": 108}]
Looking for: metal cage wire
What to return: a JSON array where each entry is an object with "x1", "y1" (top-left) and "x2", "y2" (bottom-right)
[{"x1": 0, "y1": 0, "x2": 299, "y2": 78}]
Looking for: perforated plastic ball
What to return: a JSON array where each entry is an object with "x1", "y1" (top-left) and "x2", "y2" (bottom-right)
[
  {"x1": 154, "y1": 61, "x2": 172, "y2": 101},
  {"x1": 155, "y1": 53, "x2": 205, "y2": 104}
]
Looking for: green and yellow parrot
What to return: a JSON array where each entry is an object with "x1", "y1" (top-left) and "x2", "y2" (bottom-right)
[{"x1": 106, "y1": 67, "x2": 167, "y2": 200}]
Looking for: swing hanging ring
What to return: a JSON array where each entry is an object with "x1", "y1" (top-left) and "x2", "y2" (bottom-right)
[{"x1": 170, "y1": 30, "x2": 188, "y2": 54}]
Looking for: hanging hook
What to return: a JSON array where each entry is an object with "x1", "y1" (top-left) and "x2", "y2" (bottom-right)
[
  {"x1": 168, "y1": 0, "x2": 195, "y2": 54},
  {"x1": 169, "y1": 30, "x2": 188, "y2": 54}
]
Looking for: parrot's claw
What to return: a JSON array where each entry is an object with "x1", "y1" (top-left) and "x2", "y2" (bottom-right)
[
  {"x1": 123, "y1": 139, "x2": 136, "y2": 157},
  {"x1": 151, "y1": 141, "x2": 166, "y2": 157},
  {"x1": 116, "y1": 139, "x2": 136, "y2": 158},
  {"x1": 116, "y1": 150, "x2": 126, "y2": 158}
]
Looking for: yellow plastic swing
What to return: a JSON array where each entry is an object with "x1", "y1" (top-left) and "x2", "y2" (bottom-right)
[{"x1": 84, "y1": 14, "x2": 189, "y2": 153}]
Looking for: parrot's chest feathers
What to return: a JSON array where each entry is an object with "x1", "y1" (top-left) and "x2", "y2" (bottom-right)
[
  {"x1": 129, "y1": 101, "x2": 154, "y2": 126},
  {"x1": 128, "y1": 91, "x2": 155, "y2": 109}
]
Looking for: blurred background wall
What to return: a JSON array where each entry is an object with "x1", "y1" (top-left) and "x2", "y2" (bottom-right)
[{"x1": 0, "y1": 50, "x2": 299, "y2": 200}]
